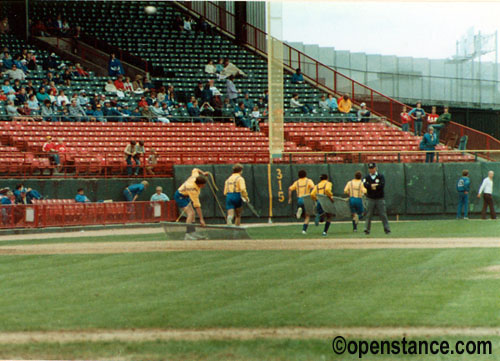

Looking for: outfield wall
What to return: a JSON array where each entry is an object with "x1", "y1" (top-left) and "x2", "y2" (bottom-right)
[{"x1": 173, "y1": 163, "x2": 497, "y2": 218}]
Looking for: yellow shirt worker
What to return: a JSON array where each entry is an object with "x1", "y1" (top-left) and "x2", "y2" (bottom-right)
[
  {"x1": 174, "y1": 168, "x2": 208, "y2": 240},
  {"x1": 310, "y1": 174, "x2": 334, "y2": 236},
  {"x1": 288, "y1": 170, "x2": 315, "y2": 234},
  {"x1": 344, "y1": 171, "x2": 367, "y2": 232},
  {"x1": 224, "y1": 164, "x2": 248, "y2": 226}
]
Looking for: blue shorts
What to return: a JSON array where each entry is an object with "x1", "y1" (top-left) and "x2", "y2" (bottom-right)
[
  {"x1": 174, "y1": 190, "x2": 191, "y2": 209},
  {"x1": 297, "y1": 197, "x2": 305, "y2": 207},
  {"x1": 123, "y1": 188, "x2": 133, "y2": 202},
  {"x1": 226, "y1": 192, "x2": 243, "y2": 210},
  {"x1": 316, "y1": 201, "x2": 324, "y2": 215},
  {"x1": 349, "y1": 197, "x2": 364, "y2": 216}
]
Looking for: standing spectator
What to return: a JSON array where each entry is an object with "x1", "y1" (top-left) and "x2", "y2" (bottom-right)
[
  {"x1": 357, "y1": 103, "x2": 371, "y2": 122},
  {"x1": 290, "y1": 93, "x2": 314, "y2": 114},
  {"x1": 409, "y1": 101, "x2": 426, "y2": 136},
  {"x1": 220, "y1": 58, "x2": 247, "y2": 79},
  {"x1": 201, "y1": 83, "x2": 213, "y2": 104},
  {"x1": 456, "y1": 169, "x2": 471, "y2": 219},
  {"x1": 0, "y1": 17, "x2": 10, "y2": 34},
  {"x1": 478, "y1": 171, "x2": 496, "y2": 220},
  {"x1": 204, "y1": 59, "x2": 216, "y2": 75},
  {"x1": 183, "y1": 16, "x2": 194, "y2": 31},
  {"x1": 108, "y1": 53, "x2": 124, "y2": 77},
  {"x1": 75, "y1": 188, "x2": 91, "y2": 203},
  {"x1": 421, "y1": 126, "x2": 438, "y2": 163},
  {"x1": 146, "y1": 148, "x2": 158, "y2": 175},
  {"x1": 400, "y1": 106, "x2": 411, "y2": 132},
  {"x1": 291, "y1": 68, "x2": 304, "y2": 84},
  {"x1": 150, "y1": 186, "x2": 170, "y2": 201},
  {"x1": 434, "y1": 106, "x2": 451, "y2": 141},
  {"x1": 226, "y1": 75, "x2": 239, "y2": 106},
  {"x1": 215, "y1": 58, "x2": 224, "y2": 73},
  {"x1": 338, "y1": 94, "x2": 352, "y2": 114},
  {"x1": 135, "y1": 140, "x2": 145, "y2": 175},
  {"x1": 344, "y1": 171, "x2": 367, "y2": 232},
  {"x1": 124, "y1": 140, "x2": 138, "y2": 176},
  {"x1": 326, "y1": 94, "x2": 338, "y2": 112},
  {"x1": 123, "y1": 181, "x2": 149, "y2": 201},
  {"x1": 363, "y1": 163, "x2": 391, "y2": 235},
  {"x1": 426, "y1": 106, "x2": 439, "y2": 133},
  {"x1": 194, "y1": 81, "x2": 204, "y2": 99}
]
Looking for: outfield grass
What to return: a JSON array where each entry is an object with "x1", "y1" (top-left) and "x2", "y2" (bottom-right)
[
  {"x1": 1, "y1": 248, "x2": 500, "y2": 331},
  {"x1": 0, "y1": 338, "x2": 497, "y2": 361}
]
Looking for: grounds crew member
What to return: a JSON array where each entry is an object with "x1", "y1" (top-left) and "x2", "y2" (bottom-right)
[
  {"x1": 310, "y1": 174, "x2": 334, "y2": 237},
  {"x1": 288, "y1": 169, "x2": 315, "y2": 234},
  {"x1": 174, "y1": 168, "x2": 209, "y2": 240},
  {"x1": 363, "y1": 163, "x2": 391, "y2": 235},
  {"x1": 344, "y1": 171, "x2": 367, "y2": 232},
  {"x1": 224, "y1": 164, "x2": 249, "y2": 226},
  {"x1": 456, "y1": 169, "x2": 471, "y2": 219},
  {"x1": 123, "y1": 180, "x2": 149, "y2": 202}
]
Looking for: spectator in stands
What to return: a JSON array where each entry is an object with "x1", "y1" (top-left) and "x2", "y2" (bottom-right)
[
  {"x1": 13, "y1": 55, "x2": 28, "y2": 73},
  {"x1": 0, "y1": 89, "x2": 6, "y2": 102},
  {"x1": 226, "y1": 75, "x2": 240, "y2": 106},
  {"x1": 173, "y1": 15, "x2": 184, "y2": 31},
  {"x1": 26, "y1": 52, "x2": 37, "y2": 71},
  {"x1": 196, "y1": 16, "x2": 212, "y2": 34},
  {"x1": 357, "y1": 103, "x2": 371, "y2": 122},
  {"x1": 215, "y1": 58, "x2": 224, "y2": 73},
  {"x1": 256, "y1": 97, "x2": 267, "y2": 110},
  {"x1": 421, "y1": 126, "x2": 438, "y2": 163},
  {"x1": 75, "y1": 188, "x2": 91, "y2": 203},
  {"x1": 213, "y1": 93, "x2": 223, "y2": 117},
  {"x1": 140, "y1": 104, "x2": 156, "y2": 122},
  {"x1": 146, "y1": 149, "x2": 158, "y2": 175},
  {"x1": 15, "y1": 87, "x2": 27, "y2": 106},
  {"x1": 42, "y1": 53, "x2": 58, "y2": 71},
  {"x1": 32, "y1": 20, "x2": 48, "y2": 37},
  {"x1": 151, "y1": 101, "x2": 170, "y2": 123},
  {"x1": 290, "y1": 93, "x2": 315, "y2": 114},
  {"x1": 6, "y1": 100, "x2": 19, "y2": 119},
  {"x1": 61, "y1": 20, "x2": 71, "y2": 35},
  {"x1": 132, "y1": 74, "x2": 146, "y2": 94},
  {"x1": 41, "y1": 99, "x2": 56, "y2": 121},
  {"x1": 54, "y1": 15, "x2": 64, "y2": 34},
  {"x1": 93, "y1": 104, "x2": 105, "y2": 122},
  {"x1": 234, "y1": 102, "x2": 249, "y2": 128},
  {"x1": 15, "y1": 189, "x2": 30, "y2": 205},
  {"x1": 205, "y1": 59, "x2": 216, "y2": 75},
  {"x1": 183, "y1": 16, "x2": 194, "y2": 31},
  {"x1": 1, "y1": 51, "x2": 13, "y2": 69},
  {"x1": 409, "y1": 101, "x2": 426, "y2": 136},
  {"x1": 75, "y1": 63, "x2": 89, "y2": 77},
  {"x1": 338, "y1": 94, "x2": 352, "y2": 114},
  {"x1": 434, "y1": 106, "x2": 451, "y2": 140},
  {"x1": 105, "y1": 79, "x2": 124, "y2": 98},
  {"x1": 194, "y1": 81, "x2": 204, "y2": 99},
  {"x1": 400, "y1": 106, "x2": 411, "y2": 132},
  {"x1": 0, "y1": 17, "x2": 10, "y2": 34},
  {"x1": 222, "y1": 98, "x2": 234, "y2": 121},
  {"x1": 426, "y1": 106, "x2": 439, "y2": 134},
  {"x1": 200, "y1": 101, "x2": 215, "y2": 118},
  {"x1": 134, "y1": 140, "x2": 145, "y2": 175},
  {"x1": 124, "y1": 140, "x2": 138, "y2": 176},
  {"x1": 69, "y1": 99, "x2": 87, "y2": 122},
  {"x1": 166, "y1": 85, "x2": 177, "y2": 106},
  {"x1": 62, "y1": 68, "x2": 72, "y2": 86},
  {"x1": 242, "y1": 93, "x2": 254, "y2": 110},
  {"x1": 318, "y1": 95, "x2": 329, "y2": 111},
  {"x1": 42, "y1": 136, "x2": 60, "y2": 166},
  {"x1": 143, "y1": 75, "x2": 154, "y2": 91},
  {"x1": 77, "y1": 90, "x2": 89, "y2": 107},
  {"x1": 18, "y1": 101, "x2": 38, "y2": 121},
  {"x1": 27, "y1": 94, "x2": 40, "y2": 114},
  {"x1": 250, "y1": 105, "x2": 263, "y2": 124},
  {"x1": 151, "y1": 186, "x2": 170, "y2": 202},
  {"x1": 220, "y1": 58, "x2": 247, "y2": 79},
  {"x1": 157, "y1": 87, "x2": 166, "y2": 103},
  {"x1": 123, "y1": 181, "x2": 149, "y2": 202},
  {"x1": 114, "y1": 75, "x2": 125, "y2": 91},
  {"x1": 291, "y1": 68, "x2": 304, "y2": 84},
  {"x1": 208, "y1": 79, "x2": 219, "y2": 96},
  {"x1": 188, "y1": 99, "x2": 203, "y2": 122},
  {"x1": 5, "y1": 64, "x2": 25, "y2": 81},
  {"x1": 123, "y1": 76, "x2": 133, "y2": 93},
  {"x1": 85, "y1": 104, "x2": 96, "y2": 121},
  {"x1": 201, "y1": 83, "x2": 213, "y2": 104},
  {"x1": 108, "y1": 53, "x2": 124, "y2": 77}
]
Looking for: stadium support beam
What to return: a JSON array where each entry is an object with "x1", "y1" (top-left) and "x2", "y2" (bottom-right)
[{"x1": 266, "y1": 1, "x2": 284, "y2": 161}]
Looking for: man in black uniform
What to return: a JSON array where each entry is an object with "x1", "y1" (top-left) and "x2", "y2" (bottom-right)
[{"x1": 363, "y1": 163, "x2": 391, "y2": 235}]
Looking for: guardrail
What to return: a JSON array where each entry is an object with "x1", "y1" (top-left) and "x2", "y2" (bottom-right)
[{"x1": 0, "y1": 200, "x2": 178, "y2": 229}]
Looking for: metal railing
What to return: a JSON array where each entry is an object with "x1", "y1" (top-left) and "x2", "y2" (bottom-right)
[{"x1": 0, "y1": 200, "x2": 178, "y2": 229}]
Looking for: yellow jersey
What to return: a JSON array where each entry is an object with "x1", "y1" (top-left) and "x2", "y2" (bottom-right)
[
  {"x1": 289, "y1": 178, "x2": 315, "y2": 198},
  {"x1": 310, "y1": 180, "x2": 333, "y2": 201},
  {"x1": 178, "y1": 168, "x2": 203, "y2": 208},
  {"x1": 224, "y1": 173, "x2": 248, "y2": 200},
  {"x1": 344, "y1": 179, "x2": 367, "y2": 198}
]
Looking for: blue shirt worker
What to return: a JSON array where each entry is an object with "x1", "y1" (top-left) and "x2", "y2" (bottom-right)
[
  {"x1": 409, "y1": 101, "x2": 426, "y2": 136},
  {"x1": 150, "y1": 186, "x2": 170, "y2": 202},
  {"x1": 224, "y1": 164, "x2": 249, "y2": 226},
  {"x1": 75, "y1": 188, "x2": 91, "y2": 203},
  {"x1": 288, "y1": 170, "x2": 315, "y2": 234},
  {"x1": 344, "y1": 171, "x2": 367, "y2": 232},
  {"x1": 123, "y1": 181, "x2": 149, "y2": 202},
  {"x1": 362, "y1": 163, "x2": 391, "y2": 235},
  {"x1": 456, "y1": 170, "x2": 471, "y2": 219}
]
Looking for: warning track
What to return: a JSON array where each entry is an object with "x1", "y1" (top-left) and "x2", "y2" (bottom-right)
[{"x1": 0, "y1": 238, "x2": 499, "y2": 255}]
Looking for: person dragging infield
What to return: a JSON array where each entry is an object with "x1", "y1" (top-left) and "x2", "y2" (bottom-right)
[{"x1": 363, "y1": 163, "x2": 391, "y2": 235}]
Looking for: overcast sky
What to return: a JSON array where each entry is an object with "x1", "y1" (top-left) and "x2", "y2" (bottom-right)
[{"x1": 281, "y1": 2, "x2": 500, "y2": 61}]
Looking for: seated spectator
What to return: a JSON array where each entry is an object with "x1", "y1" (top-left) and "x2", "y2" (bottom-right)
[
  {"x1": 242, "y1": 93, "x2": 254, "y2": 110},
  {"x1": 5, "y1": 64, "x2": 25, "y2": 81},
  {"x1": 18, "y1": 101, "x2": 38, "y2": 121},
  {"x1": 434, "y1": 106, "x2": 451, "y2": 140},
  {"x1": 85, "y1": 103, "x2": 96, "y2": 121},
  {"x1": 42, "y1": 136, "x2": 60, "y2": 167},
  {"x1": 318, "y1": 95, "x2": 329, "y2": 111},
  {"x1": 15, "y1": 189, "x2": 30, "y2": 204},
  {"x1": 15, "y1": 87, "x2": 27, "y2": 106},
  {"x1": 400, "y1": 106, "x2": 411, "y2": 132},
  {"x1": 123, "y1": 76, "x2": 133, "y2": 92},
  {"x1": 75, "y1": 63, "x2": 89, "y2": 77},
  {"x1": 1, "y1": 52, "x2": 13, "y2": 69},
  {"x1": 68, "y1": 99, "x2": 87, "y2": 122},
  {"x1": 1, "y1": 79, "x2": 13, "y2": 95},
  {"x1": 188, "y1": 99, "x2": 202, "y2": 121},
  {"x1": 215, "y1": 58, "x2": 224, "y2": 73},
  {"x1": 213, "y1": 93, "x2": 223, "y2": 117},
  {"x1": 221, "y1": 98, "x2": 234, "y2": 122},
  {"x1": 291, "y1": 68, "x2": 304, "y2": 84},
  {"x1": 256, "y1": 97, "x2": 266, "y2": 110},
  {"x1": 200, "y1": 101, "x2": 215, "y2": 118},
  {"x1": 201, "y1": 83, "x2": 213, "y2": 104},
  {"x1": 42, "y1": 53, "x2": 58, "y2": 71},
  {"x1": 205, "y1": 59, "x2": 216, "y2": 75},
  {"x1": 234, "y1": 102, "x2": 259, "y2": 131},
  {"x1": 27, "y1": 94, "x2": 40, "y2": 114},
  {"x1": 114, "y1": 75, "x2": 125, "y2": 91},
  {"x1": 0, "y1": 17, "x2": 10, "y2": 34},
  {"x1": 62, "y1": 68, "x2": 72, "y2": 86},
  {"x1": 250, "y1": 105, "x2": 263, "y2": 123},
  {"x1": 157, "y1": 86, "x2": 167, "y2": 103},
  {"x1": 6, "y1": 100, "x2": 19, "y2": 119},
  {"x1": 36, "y1": 86, "x2": 50, "y2": 103},
  {"x1": 77, "y1": 90, "x2": 89, "y2": 106},
  {"x1": 105, "y1": 79, "x2": 124, "y2": 98},
  {"x1": 13, "y1": 55, "x2": 28, "y2": 73},
  {"x1": 143, "y1": 76, "x2": 154, "y2": 91},
  {"x1": 148, "y1": 91, "x2": 158, "y2": 106},
  {"x1": 138, "y1": 96, "x2": 148, "y2": 108},
  {"x1": 61, "y1": 20, "x2": 71, "y2": 35},
  {"x1": 108, "y1": 53, "x2": 124, "y2": 77},
  {"x1": 150, "y1": 101, "x2": 170, "y2": 123},
  {"x1": 326, "y1": 94, "x2": 338, "y2": 112},
  {"x1": 357, "y1": 103, "x2": 371, "y2": 122},
  {"x1": 140, "y1": 104, "x2": 155, "y2": 122},
  {"x1": 93, "y1": 104, "x2": 105, "y2": 122},
  {"x1": 166, "y1": 85, "x2": 178, "y2": 107},
  {"x1": 220, "y1": 58, "x2": 247, "y2": 79},
  {"x1": 26, "y1": 52, "x2": 37, "y2": 71},
  {"x1": 0, "y1": 89, "x2": 6, "y2": 101},
  {"x1": 132, "y1": 74, "x2": 146, "y2": 94},
  {"x1": 32, "y1": 20, "x2": 49, "y2": 37},
  {"x1": 75, "y1": 188, "x2": 91, "y2": 203},
  {"x1": 151, "y1": 186, "x2": 170, "y2": 201},
  {"x1": 146, "y1": 149, "x2": 157, "y2": 175},
  {"x1": 290, "y1": 93, "x2": 315, "y2": 114},
  {"x1": 338, "y1": 94, "x2": 352, "y2": 114},
  {"x1": 226, "y1": 75, "x2": 240, "y2": 105}
]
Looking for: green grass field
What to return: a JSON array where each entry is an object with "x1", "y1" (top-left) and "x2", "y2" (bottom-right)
[{"x1": 1, "y1": 220, "x2": 500, "y2": 360}]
